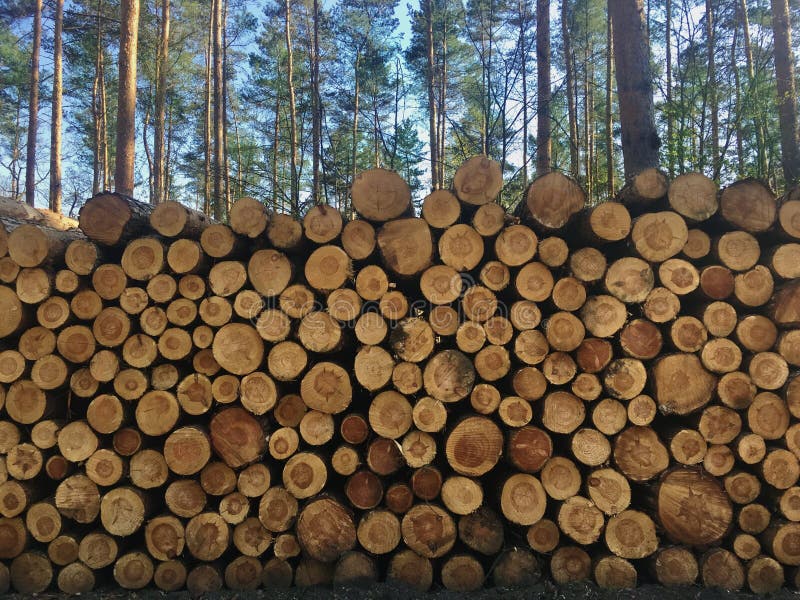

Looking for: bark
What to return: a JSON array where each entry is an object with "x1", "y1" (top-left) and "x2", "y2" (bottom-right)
[
  {"x1": 115, "y1": 0, "x2": 140, "y2": 197},
  {"x1": 771, "y1": 0, "x2": 800, "y2": 186},
  {"x1": 705, "y1": 0, "x2": 719, "y2": 179},
  {"x1": 425, "y1": 0, "x2": 438, "y2": 190},
  {"x1": 311, "y1": 0, "x2": 321, "y2": 204},
  {"x1": 608, "y1": 0, "x2": 660, "y2": 178},
  {"x1": 153, "y1": 0, "x2": 170, "y2": 204},
  {"x1": 49, "y1": 0, "x2": 64, "y2": 213},
  {"x1": 606, "y1": 11, "x2": 614, "y2": 196},
  {"x1": 25, "y1": 0, "x2": 43, "y2": 207},
  {"x1": 203, "y1": 8, "x2": 212, "y2": 215},
  {"x1": 535, "y1": 0, "x2": 550, "y2": 176},
  {"x1": 740, "y1": 0, "x2": 767, "y2": 177},
  {"x1": 212, "y1": 0, "x2": 225, "y2": 219},
  {"x1": 665, "y1": 0, "x2": 672, "y2": 176},
  {"x1": 561, "y1": 0, "x2": 578, "y2": 176},
  {"x1": 285, "y1": 0, "x2": 299, "y2": 214}
]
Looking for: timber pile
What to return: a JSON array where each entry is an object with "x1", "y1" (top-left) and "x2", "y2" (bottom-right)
[{"x1": 1, "y1": 159, "x2": 800, "y2": 594}]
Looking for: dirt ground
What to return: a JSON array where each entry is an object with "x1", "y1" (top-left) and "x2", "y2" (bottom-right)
[{"x1": 6, "y1": 580, "x2": 800, "y2": 600}]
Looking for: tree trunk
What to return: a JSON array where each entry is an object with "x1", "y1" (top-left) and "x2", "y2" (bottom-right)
[
  {"x1": 212, "y1": 0, "x2": 225, "y2": 219},
  {"x1": 352, "y1": 54, "x2": 360, "y2": 199},
  {"x1": 740, "y1": 0, "x2": 767, "y2": 177},
  {"x1": 285, "y1": 0, "x2": 299, "y2": 215},
  {"x1": 92, "y1": 10, "x2": 102, "y2": 195},
  {"x1": 221, "y1": 0, "x2": 230, "y2": 214},
  {"x1": 770, "y1": 0, "x2": 800, "y2": 186},
  {"x1": 115, "y1": 0, "x2": 140, "y2": 197},
  {"x1": 49, "y1": 0, "x2": 64, "y2": 213},
  {"x1": 536, "y1": 0, "x2": 550, "y2": 176},
  {"x1": 609, "y1": 0, "x2": 659, "y2": 178},
  {"x1": 561, "y1": 0, "x2": 578, "y2": 177},
  {"x1": 705, "y1": 0, "x2": 719, "y2": 179},
  {"x1": 311, "y1": 0, "x2": 321, "y2": 204},
  {"x1": 153, "y1": 0, "x2": 170, "y2": 204},
  {"x1": 203, "y1": 9, "x2": 212, "y2": 215},
  {"x1": 606, "y1": 11, "x2": 614, "y2": 196},
  {"x1": 25, "y1": 0, "x2": 43, "y2": 207},
  {"x1": 665, "y1": 0, "x2": 672, "y2": 176},
  {"x1": 425, "y1": 0, "x2": 438, "y2": 191}
]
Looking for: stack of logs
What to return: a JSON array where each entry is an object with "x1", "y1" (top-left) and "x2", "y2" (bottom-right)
[{"x1": 2, "y1": 157, "x2": 800, "y2": 594}]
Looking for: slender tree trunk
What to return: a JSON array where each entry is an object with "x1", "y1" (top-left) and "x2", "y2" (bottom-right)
[
  {"x1": 222, "y1": 0, "x2": 230, "y2": 214},
  {"x1": 740, "y1": 0, "x2": 766, "y2": 177},
  {"x1": 665, "y1": 0, "x2": 672, "y2": 176},
  {"x1": 272, "y1": 94, "x2": 280, "y2": 212},
  {"x1": 91, "y1": 2, "x2": 104, "y2": 194},
  {"x1": 25, "y1": 0, "x2": 43, "y2": 206},
  {"x1": 153, "y1": 0, "x2": 170, "y2": 204},
  {"x1": 584, "y1": 39, "x2": 591, "y2": 191},
  {"x1": 732, "y1": 26, "x2": 745, "y2": 176},
  {"x1": 285, "y1": 0, "x2": 299, "y2": 214},
  {"x1": 143, "y1": 101, "x2": 153, "y2": 197},
  {"x1": 439, "y1": 33, "x2": 446, "y2": 187},
  {"x1": 606, "y1": 11, "x2": 614, "y2": 197},
  {"x1": 425, "y1": 0, "x2": 438, "y2": 190},
  {"x1": 49, "y1": 0, "x2": 64, "y2": 212},
  {"x1": 115, "y1": 0, "x2": 140, "y2": 197},
  {"x1": 770, "y1": 0, "x2": 800, "y2": 186},
  {"x1": 100, "y1": 44, "x2": 109, "y2": 190},
  {"x1": 705, "y1": 0, "x2": 719, "y2": 179},
  {"x1": 203, "y1": 9, "x2": 212, "y2": 215},
  {"x1": 608, "y1": 0, "x2": 660, "y2": 178},
  {"x1": 11, "y1": 99, "x2": 22, "y2": 200},
  {"x1": 351, "y1": 54, "x2": 360, "y2": 194},
  {"x1": 535, "y1": 0, "x2": 550, "y2": 176},
  {"x1": 561, "y1": 0, "x2": 578, "y2": 177},
  {"x1": 311, "y1": 0, "x2": 321, "y2": 204},
  {"x1": 165, "y1": 104, "x2": 173, "y2": 203},
  {"x1": 212, "y1": 0, "x2": 225, "y2": 218}
]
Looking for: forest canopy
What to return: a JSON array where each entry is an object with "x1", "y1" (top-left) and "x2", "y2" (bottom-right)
[{"x1": 0, "y1": 0, "x2": 798, "y2": 218}]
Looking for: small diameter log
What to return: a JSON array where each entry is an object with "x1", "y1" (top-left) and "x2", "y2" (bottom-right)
[
  {"x1": 594, "y1": 556, "x2": 637, "y2": 589},
  {"x1": 550, "y1": 546, "x2": 592, "y2": 584},
  {"x1": 558, "y1": 496, "x2": 605, "y2": 545},
  {"x1": 225, "y1": 197, "x2": 268, "y2": 239},
  {"x1": 720, "y1": 178, "x2": 777, "y2": 233},
  {"x1": 387, "y1": 549, "x2": 433, "y2": 591},
  {"x1": 79, "y1": 192, "x2": 152, "y2": 245},
  {"x1": 653, "y1": 547, "x2": 699, "y2": 586},
  {"x1": 305, "y1": 245, "x2": 351, "y2": 291},
  {"x1": 684, "y1": 228, "x2": 711, "y2": 259},
  {"x1": 357, "y1": 509, "x2": 401, "y2": 555},
  {"x1": 441, "y1": 554, "x2": 484, "y2": 592},
  {"x1": 667, "y1": 172, "x2": 718, "y2": 222},
  {"x1": 583, "y1": 201, "x2": 631, "y2": 243},
  {"x1": 521, "y1": 171, "x2": 585, "y2": 230},
  {"x1": 351, "y1": 168, "x2": 412, "y2": 221},
  {"x1": 341, "y1": 219, "x2": 376, "y2": 259},
  {"x1": 10, "y1": 552, "x2": 53, "y2": 593}
]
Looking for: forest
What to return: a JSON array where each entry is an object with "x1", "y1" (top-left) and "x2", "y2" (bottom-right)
[{"x1": 0, "y1": 0, "x2": 798, "y2": 220}]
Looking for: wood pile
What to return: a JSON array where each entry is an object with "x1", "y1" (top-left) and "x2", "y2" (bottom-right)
[{"x1": 1, "y1": 159, "x2": 800, "y2": 594}]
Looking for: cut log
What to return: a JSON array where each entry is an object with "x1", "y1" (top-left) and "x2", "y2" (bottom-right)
[
  {"x1": 422, "y1": 190, "x2": 460, "y2": 228},
  {"x1": 453, "y1": 155, "x2": 502, "y2": 205},
  {"x1": 657, "y1": 468, "x2": 733, "y2": 545},
  {"x1": 296, "y1": 497, "x2": 356, "y2": 562},
  {"x1": 401, "y1": 504, "x2": 456, "y2": 558},
  {"x1": 719, "y1": 178, "x2": 776, "y2": 233},
  {"x1": 617, "y1": 167, "x2": 669, "y2": 208},
  {"x1": 229, "y1": 197, "x2": 269, "y2": 238},
  {"x1": 150, "y1": 200, "x2": 212, "y2": 238},
  {"x1": 631, "y1": 211, "x2": 688, "y2": 262},
  {"x1": 521, "y1": 171, "x2": 585, "y2": 230},
  {"x1": 351, "y1": 168, "x2": 411, "y2": 221},
  {"x1": 79, "y1": 192, "x2": 153, "y2": 246},
  {"x1": 668, "y1": 172, "x2": 718, "y2": 222},
  {"x1": 303, "y1": 204, "x2": 343, "y2": 244}
]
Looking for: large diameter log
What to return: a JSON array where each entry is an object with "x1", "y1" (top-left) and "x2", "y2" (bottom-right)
[
  {"x1": 657, "y1": 468, "x2": 733, "y2": 546},
  {"x1": 452, "y1": 155, "x2": 503, "y2": 205},
  {"x1": 668, "y1": 172, "x2": 718, "y2": 222},
  {"x1": 445, "y1": 416, "x2": 503, "y2": 476},
  {"x1": 229, "y1": 197, "x2": 269, "y2": 238},
  {"x1": 631, "y1": 211, "x2": 688, "y2": 262},
  {"x1": 520, "y1": 171, "x2": 585, "y2": 230},
  {"x1": 719, "y1": 178, "x2": 777, "y2": 233},
  {"x1": 8, "y1": 223, "x2": 82, "y2": 267},
  {"x1": 79, "y1": 192, "x2": 153, "y2": 245},
  {"x1": 653, "y1": 353, "x2": 717, "y2": 415},
  {"x1": 210, "y1": 407, "x2": 266, "y2": 468},
  {"x1": 351, "y1": 168, "x2": 411, "y2": 221},
  {"x1": 212, "y1": 323, "x2": 264, "y2": 376},
  {"x1": 376, "y1": 218, "x2": 433, "y2": 276},
  {"x1": 296, "y1": 497, "x2": 356, "y2": 562}
]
